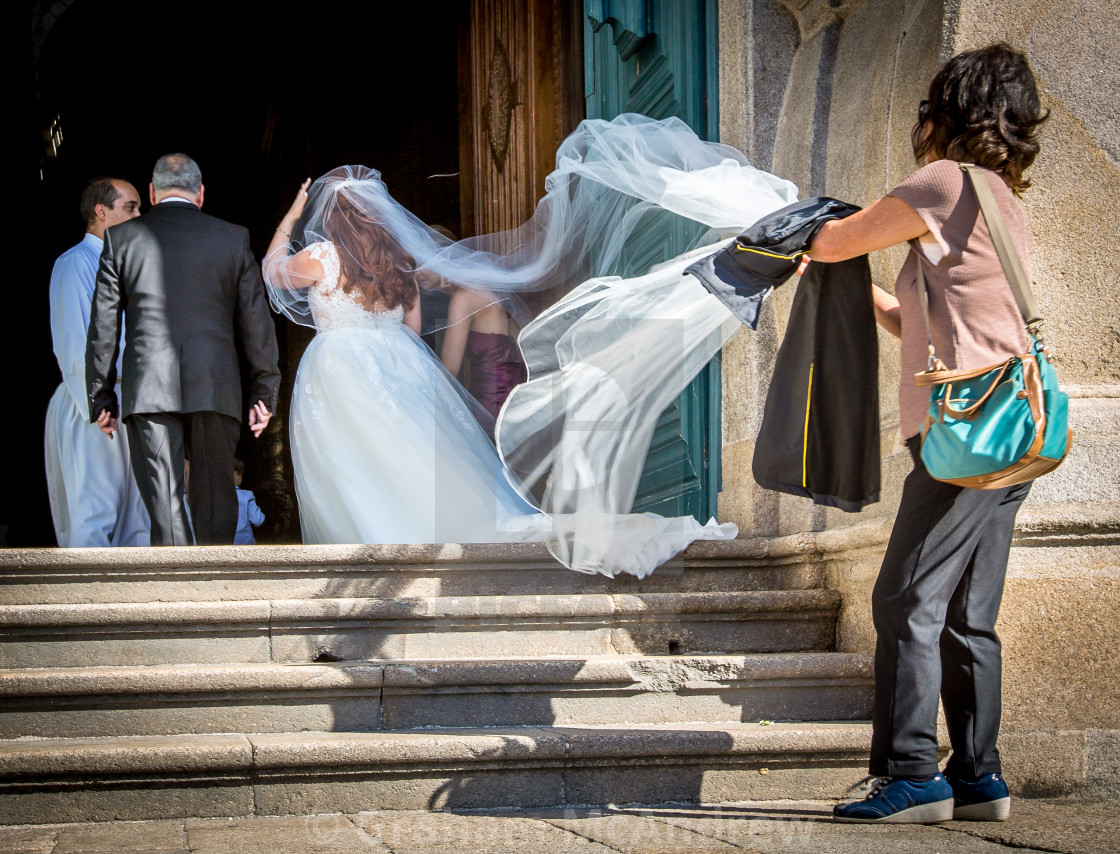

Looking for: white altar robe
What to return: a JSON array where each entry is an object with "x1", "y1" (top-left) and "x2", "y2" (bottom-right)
[{"x1": 44, "y1": 232, "x2": 149, "y2": 547}]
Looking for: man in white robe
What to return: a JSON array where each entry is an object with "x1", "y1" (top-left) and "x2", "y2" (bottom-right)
[{"x1": 44, "y1": 177, "x2": 150, "y2": 547}]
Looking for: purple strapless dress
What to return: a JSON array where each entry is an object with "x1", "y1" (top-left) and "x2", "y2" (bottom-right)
[{"x1": 466, "y1": 330, "x2": 527, "y2": 423}]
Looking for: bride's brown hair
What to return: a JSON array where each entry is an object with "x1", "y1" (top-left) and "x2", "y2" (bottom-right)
[{"x1": 323, "y1": 190, "x2": 418, "y2": 311}]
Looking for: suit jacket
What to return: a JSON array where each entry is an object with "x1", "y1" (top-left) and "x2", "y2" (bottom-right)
[
  {"x1": 86, "y1": 202, "x2": 280, "y2": 423},
  {"x1": 688, "y1": 197, "x2": 880, "y2": 511}
]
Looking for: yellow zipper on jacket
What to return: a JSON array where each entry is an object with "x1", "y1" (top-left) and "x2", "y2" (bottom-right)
[
  {"x1": 734, "y1": 245, "x2": 807, "y2": 261},
  {"x1": 802, "y1": 362, "x2": 814, "y2": 487}
]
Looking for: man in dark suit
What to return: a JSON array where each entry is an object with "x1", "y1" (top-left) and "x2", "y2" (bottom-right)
[{"x1": 86, "y1": 153, "x2": 281, "y2": 546}]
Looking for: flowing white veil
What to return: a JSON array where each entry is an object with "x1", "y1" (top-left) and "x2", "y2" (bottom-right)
[{"x1": 264, "y1": 114, "x2": 799, "y2": 577}]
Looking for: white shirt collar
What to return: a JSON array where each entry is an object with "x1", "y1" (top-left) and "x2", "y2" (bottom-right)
[{"x1": 159, "y1": 196, "x2": 196, "y2": 205}]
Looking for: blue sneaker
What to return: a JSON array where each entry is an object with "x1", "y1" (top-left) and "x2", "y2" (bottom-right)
[
  {"x1": 947, "y1": 772, "x2": 1011, "y2": 821},
  {"x1": 832, "y1": 774, "x2": 954, "y2": 823}
]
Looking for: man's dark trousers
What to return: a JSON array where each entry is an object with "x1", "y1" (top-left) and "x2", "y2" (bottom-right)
[
  {"x1": 126, "y1": 412, "x2": 240, "y2": 545},
  {"x1": 85, "y1": 200, "x2": 281, "y2": 543},
  {"x1": 869, "y1": 438, "x2": 1031, "y2": 779}
]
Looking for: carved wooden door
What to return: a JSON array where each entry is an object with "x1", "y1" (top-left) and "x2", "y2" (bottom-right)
[
  {"x1": 459, "y1": 0, "x2": 582, "y2": 239},
  {"x1": 583, "y1": 0, "x2": 722, "y2": 522}
]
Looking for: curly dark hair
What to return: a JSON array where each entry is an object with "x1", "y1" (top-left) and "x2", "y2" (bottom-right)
[
  {"x1": 912, "y1": 43, "x2": 1048, "y2": 196},
  {"x1": 323, "y1": 190, "x2": 418, "y2": 312}
]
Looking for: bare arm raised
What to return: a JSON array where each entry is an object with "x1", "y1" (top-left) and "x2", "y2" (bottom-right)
[{"x1": 263, "y1": 179, "x2": 323, "y2": 289}]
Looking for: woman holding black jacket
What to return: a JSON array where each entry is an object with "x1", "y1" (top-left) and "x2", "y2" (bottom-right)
[{"x1": 808, "y1": 44, "x2": 1049, "y2": 824}]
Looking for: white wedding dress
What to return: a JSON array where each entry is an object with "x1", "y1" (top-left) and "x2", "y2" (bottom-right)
[
  {"x1": 271, "y1": 116, "x2": 802, "y2": 578},
  {"x1": 288, "y1": 241, "x2": 738, "y2": 574},
  {"x1": 290, "y1": 242, "x2": 541, "y2": 545}
]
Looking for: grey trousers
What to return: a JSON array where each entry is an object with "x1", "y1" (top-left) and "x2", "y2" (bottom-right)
[
  {"x1": 869, "y1": 438, "x2": 1031, "y2": 779},
  {"x1": 125, "y1": 412, "x2": 240, "y2": 546}
]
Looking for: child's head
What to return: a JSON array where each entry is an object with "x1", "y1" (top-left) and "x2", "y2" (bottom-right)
[{"x1": 233, "y1": 457, "x2": 244, "y2": 488}]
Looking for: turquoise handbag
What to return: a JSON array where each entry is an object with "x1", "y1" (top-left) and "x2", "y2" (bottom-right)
[{"x1": 914, "y1": 164, "x2": 1071, "y2": 489}]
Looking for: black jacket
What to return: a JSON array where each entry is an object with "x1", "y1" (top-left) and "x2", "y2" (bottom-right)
[
  {"x1": 688, "y1": 198, "x2": 880, "y2": 511},
  {"x1": 687, "y1": 197, "x2": 860, "y2": 329},
  {"x1": 86, "y1": 202, "x2": 281, "y2": 423}
]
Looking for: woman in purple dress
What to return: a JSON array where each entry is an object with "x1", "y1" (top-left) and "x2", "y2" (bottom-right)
[{"x1": 440, "y1": 287, "x2": 527, "y2": 425}]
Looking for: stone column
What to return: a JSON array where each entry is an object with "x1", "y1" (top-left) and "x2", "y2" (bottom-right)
[{"x1": 718, "y1": 0, "x2": 1120, "y2": 795}]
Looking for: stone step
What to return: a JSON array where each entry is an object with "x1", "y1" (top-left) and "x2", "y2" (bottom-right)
[
  {"x1": 0, "y1": 590, "x2": 841, "y2": 668},
  {"x1": 0, "y1": 540, "x2": 827, "y2": 606},
  {"x1": 0, "y1": 653, "x2": 873, "y2": 737},
  {"x1": 0, "y1": 722, "x2": 873, "y2": 824}
]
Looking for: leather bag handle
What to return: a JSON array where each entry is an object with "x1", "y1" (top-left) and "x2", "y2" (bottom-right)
[
  {"x1": 937, "y1": 360, "x2": 1012, "y2": 421},
  {"x1": 915, "y1": 357, "x2": 1017, "y2": 386}
]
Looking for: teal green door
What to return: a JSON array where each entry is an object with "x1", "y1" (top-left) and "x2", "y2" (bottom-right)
[{"x1": 583, "y1": 0, "x2": 722, "y2": 522}]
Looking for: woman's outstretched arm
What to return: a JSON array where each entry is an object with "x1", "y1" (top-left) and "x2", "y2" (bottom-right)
[
  {"x1": 808, "y1": 194, "x2": 920, "y2": 337},
  {"x1": 809, "y1": 195, "x2": 927, "y2": 262}
]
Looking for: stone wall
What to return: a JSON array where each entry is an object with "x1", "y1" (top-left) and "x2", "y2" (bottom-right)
[{"x1": 717, "y1": 0, "x2": 1120, "y2": 796}]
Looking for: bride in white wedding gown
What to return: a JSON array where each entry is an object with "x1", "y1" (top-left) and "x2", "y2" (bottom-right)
[
  {"x1": 264, "y1": 115, "x2": 800, "y2": 578},
  {"x1": 264, "y1": 180, "x2": 541, "y2": 546}
]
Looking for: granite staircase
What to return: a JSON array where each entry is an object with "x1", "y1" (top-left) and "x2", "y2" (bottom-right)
[{"x1": 0, "y1": 540, "x2": 873, "y2": 824}]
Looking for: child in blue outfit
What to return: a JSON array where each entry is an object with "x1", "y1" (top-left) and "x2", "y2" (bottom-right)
[{"x1": 233, "y1": 458, "x2": 265, "y2": 545}]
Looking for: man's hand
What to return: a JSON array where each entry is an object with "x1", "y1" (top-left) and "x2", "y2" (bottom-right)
[
  {"x1": 248, "y1": 401, "x2": 272, "y2": 438},
  {"x1": 96, "y1": 409, "x2": 117, "y2": 439}
]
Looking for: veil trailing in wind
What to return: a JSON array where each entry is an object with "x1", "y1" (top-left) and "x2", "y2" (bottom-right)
[{"x1": 264, "y1": 113, "x2": 799, "y2": 577}]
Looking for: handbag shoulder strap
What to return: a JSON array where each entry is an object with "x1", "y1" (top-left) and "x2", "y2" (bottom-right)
[
  {"x1": 959, "y1": 162, "x2": 1043, "y2": 329},
  {"x1": 913, "y1": 252, "x2": 938, "y2": 370}
]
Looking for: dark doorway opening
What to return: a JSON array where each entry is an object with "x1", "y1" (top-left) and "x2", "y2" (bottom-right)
[{"x1": 18, "y1": 0, "x2": 461, "y2": 545}]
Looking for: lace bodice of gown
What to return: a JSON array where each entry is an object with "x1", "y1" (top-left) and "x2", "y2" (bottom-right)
[{"x1": 307, "y1": 242, "x2": 405, "y2": 331}]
